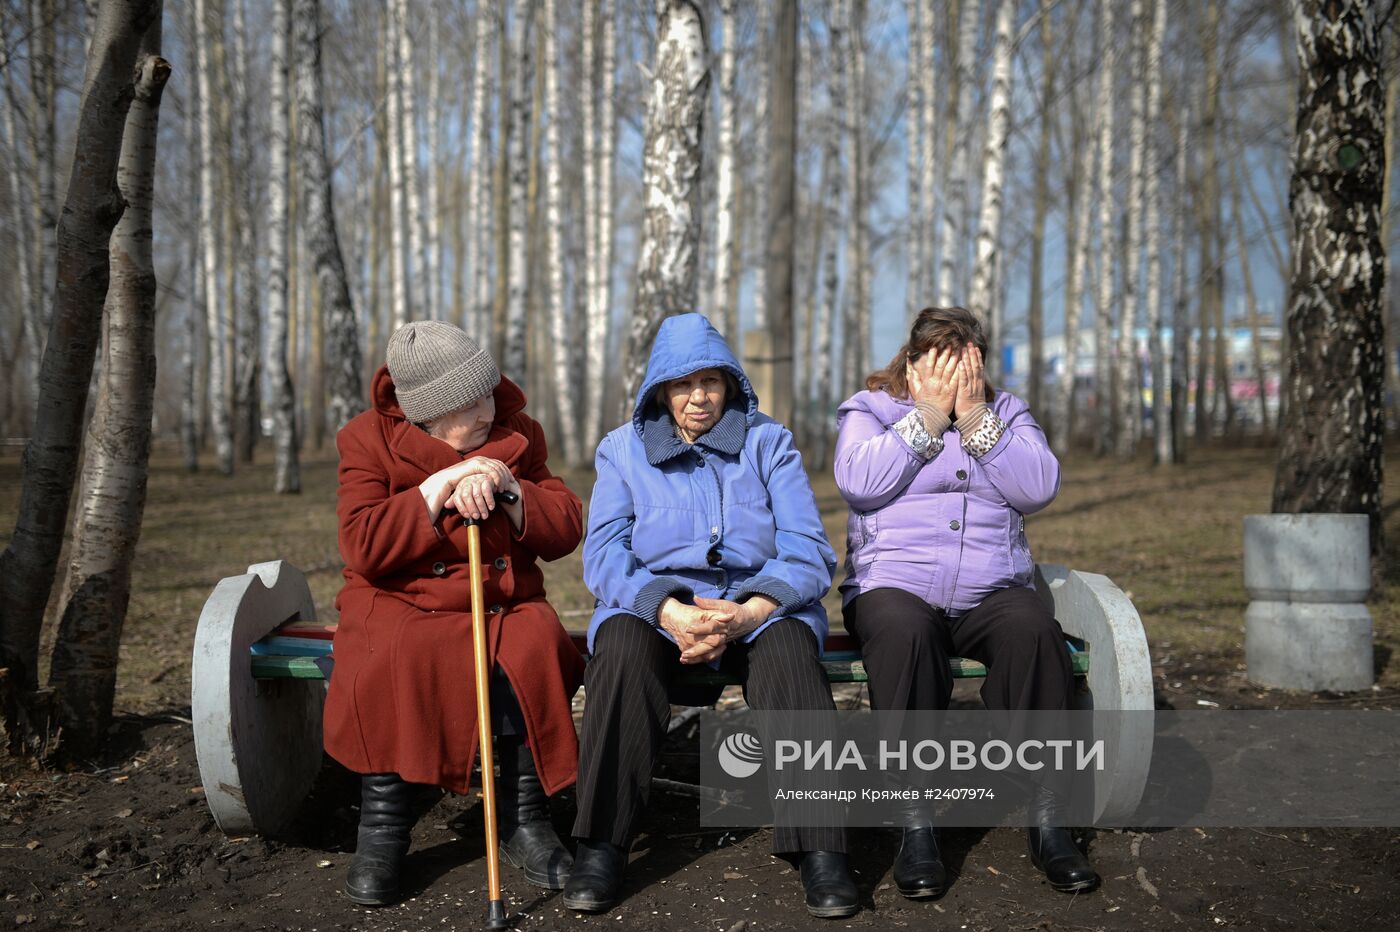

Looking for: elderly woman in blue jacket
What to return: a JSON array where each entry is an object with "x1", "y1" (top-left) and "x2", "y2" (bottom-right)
[{"x1": 564, "y1": 313, "x2": 856, "y2": 919}]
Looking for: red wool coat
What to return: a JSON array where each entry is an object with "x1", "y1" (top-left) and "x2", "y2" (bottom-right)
[{"x1": 323, "y1": 366, "x2": 586, "y2": 795}]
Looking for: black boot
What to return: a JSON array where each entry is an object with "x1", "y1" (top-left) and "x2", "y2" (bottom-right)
[
  {"x1": 891, "y1": 803, "x2": 946, "y2": 899},
  {"x1": 1026, "y1": 785, "x2": 1100, "y2": 893},
  {"x1": 345, "y1": 773, "x2": 418, "y2": 906},
  {"x1": 562, "y1": 839, "x2": 627, "y2": 912},
  {"x1": 798, "y1": 850, "x2": 859, "y2": 918},
  {"x1": 497, "y1": 736, "x2": 572, "y2": 889}
]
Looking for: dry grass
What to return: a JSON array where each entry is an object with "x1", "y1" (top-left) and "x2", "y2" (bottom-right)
[{"x1": 1, "y1": 438, "x2": 1396, "y2": 714}]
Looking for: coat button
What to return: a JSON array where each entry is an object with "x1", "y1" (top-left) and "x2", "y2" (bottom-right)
[
  {"x1": 949, "y1": 520, "x2": 960, "y2": 531},
  {"x1": 706, "y1": 546, "x2": 722, "y2": 566},
  {"x1": 494, "y1": 557, "x2": 508, "y2": 570},
  {"x1": 709, "y1": 533, "x2": 719, "y2": 543},
  {"x1": 695, "y1": 454, "x2": 705, "y2": 466},
  {"x1": 432, "y1": 561, "x2": 446, "y2": 575},
  {"x1": 956, "y1": 469, "x2": 968, "y2": 480},
  {"x1": 489, "y1": 604, "x2": 504, "y2": 615}
]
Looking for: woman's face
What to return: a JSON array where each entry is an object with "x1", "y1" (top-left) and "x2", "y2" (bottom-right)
[
  {"x1": 427, "y1": 393, "x2": 496, "y2": 453},
  {"x1": 665, "y1": 368, "x2": 728, "y2": 442}
]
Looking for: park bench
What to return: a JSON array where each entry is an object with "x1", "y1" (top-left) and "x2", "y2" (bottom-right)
[{"x1": 192, "y1": 560, "x2": 1152, "y2": 838}]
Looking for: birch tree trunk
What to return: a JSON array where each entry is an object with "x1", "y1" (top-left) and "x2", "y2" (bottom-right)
[
  {"x1": 28, "y1": 0, "x2": 58, "y2": 350},
  {"x1": 1384, "y1": 64, "x2": 1400, "y2": 428},
  {"x1": 396, "y1": 0, "x2": 432, "y2": 322},
  {"x1": 1169, "y1": 105, "x2": 1190, "y2": 464},
  {"x1": 1092, "y1": 0, "x2": 1116, "y2": 456},
  {"x1": 1195, "y1": 0, "x2": 1221, "y2": 441},
  {"x1": 1144, "y1": 0, "x2": 1168, "y2": 464},
  {"x1": 584, "y1": 0, "x2": 616, "y2": 448},
  {"x1": 624, "y1": 0, "x2": 709, "y2": 408},
  {"x1": 764, "y1": 0, "x2": 797, "y2": 426},
  {"x1": 387, "y1": 0, "x2": 411, "y2": 328},
  {"x1": 968, "y1": 0, "x2": 1012, "y2": 367},
  {"x1": 294, "y1": 0, "x2": 364, "y2": 430},
  {"x1": 467, "y1": 0, "x2": 496, "y2": 341},
  {"x1": 712, "y1": 0, "x2": 740, "y2": 342},
  {"x1": 542, "y1": 0, "x2": 581, "y2": 464},
  {"x1": 1116, "y1": 0, "x2": 1147, "y2": 459},
  {"x1": 268, "y1": 0, "x2": 300, "y2": 492},
  {"x1": 50, "y1": 26, "x2": 169, "y2": 758},
  {"x1": 812, "y1": 0, "x2": 846, "y2": 468},
  {"x1": 904, "y1": 0, "x2": 924, "y2": 310},
  {"x1": 232, "y1": 0, "x2": 260, "y2": 463},
  {"x1": 0, "y1": 0, "x2": 159, "y2": 755},
  {"x1": 0, "y1": 47, "x2": 40, "y2": 400},
  {"x1": 182, "y1": 73, "x2": 202, "y2": 473},
  {"x1": 503, "y1": 0, "x2": 536, "y2": 382},
  {"x1": 936, "y1": 0, "x2": 980, "y2": 305},
  {"x1": 919, "y1": 0, "x2": 938, "y2": 300},
  {"x1": 1273, "y1": 0, "x2": 1386, "y2": 563},
  {"x1": 426, "y1": 0, "x2": 443, "y2": 322},
  {"x1": 195, "y1": 0, "x2": 233, "y2": 474},
  {"x1": 841, "y1": 0, "x2": 869, "y2": 399},
  {"x1": 748, "y1": 0, "x2": 770, "y2": 334},
  {"x1": 1026, "y1": 0, "x2": 1057, "y2": 421},
  {"x1": 1054, "y1": 51, "x2": 1096, "y2": 455}
]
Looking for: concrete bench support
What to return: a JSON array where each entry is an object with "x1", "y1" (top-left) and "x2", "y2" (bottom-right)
[{"x1": 192, "y1": 561, "x2": 324, "y2": 835}]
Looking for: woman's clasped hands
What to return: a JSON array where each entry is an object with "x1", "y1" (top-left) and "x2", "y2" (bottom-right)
[{"x1": 657, "y1": 594, "x2": 780, "y2": 664}]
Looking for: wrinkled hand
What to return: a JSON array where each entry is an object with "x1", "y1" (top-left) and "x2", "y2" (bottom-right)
[
  {"x1": 681, "y1": 595, "x2": 779, "y2": 662},
  {"x1": 953, "y1": 344, "x2": 985, "y2": 417},
  {"x1": 906, "y1": 346, "x2": 959, "y2": 417},
  {"x1": 659, "y1": 598, "x2": 735, "y2": 665},
  {"x1": 420, "y1": 456, "x2": 520, "y2": 523}
]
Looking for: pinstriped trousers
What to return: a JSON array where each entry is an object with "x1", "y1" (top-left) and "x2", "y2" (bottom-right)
[{"x1": 572, "y1": 613, "x2": 847, "y2": 854}]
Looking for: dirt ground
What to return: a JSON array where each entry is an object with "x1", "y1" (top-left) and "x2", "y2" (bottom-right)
[{"x1": 1, "y1": 442, "x2": 1399, "y2": 931}]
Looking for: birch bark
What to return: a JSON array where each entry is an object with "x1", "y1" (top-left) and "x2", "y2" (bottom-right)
[
  {"x1": 50, "y1": 27, "x2": 170, "y2": 757},
  {"x1": 623, "y1": 0, "x2": 709, "y2": 407}
]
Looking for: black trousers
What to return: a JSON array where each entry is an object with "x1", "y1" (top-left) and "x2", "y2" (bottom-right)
[
  {"x1": 844, "y1": 585, "x2": 1074, "y2": 713},
  {"x1": 572, "y1": 613, "x2": 846, "y2": 854}
]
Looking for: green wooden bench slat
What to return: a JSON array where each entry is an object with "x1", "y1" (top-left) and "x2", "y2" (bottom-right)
[
  {"x1": 249, "y1": 649, "x2": 1089, "y2": 684},
  {"x1": 250, "y1": 655, "x2": 329, "y2": 679}
]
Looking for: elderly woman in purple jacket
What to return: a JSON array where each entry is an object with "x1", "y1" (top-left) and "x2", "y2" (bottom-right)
[{"x1": 833, "y1": 306, "x2": 1098, "y2": 899}]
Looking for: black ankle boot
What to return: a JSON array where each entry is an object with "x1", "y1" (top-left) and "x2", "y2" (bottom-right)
[
  {"x1": 799, "y1": 850, "x2": 859, "y2": 918},
  {"x1": 345, "y1": 773, "x2": 418, "y2": 906},
  {"x1": 891, "y1": 802, "x2": 946, "y2": 899},
  {"x1": 562, "y1": 839, "x2": 627, "y2": 912},
  {"x1": 1026, "y1": 785, "x2": 1100, "y2": 893},
  {"x1": 497, "y1": 737, "x2": 572, "y2": 889}
]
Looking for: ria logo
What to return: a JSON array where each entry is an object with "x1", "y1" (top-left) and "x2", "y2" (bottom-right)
[{"x1": 717, "y1": 731, "x2": 764, "y2": 779}]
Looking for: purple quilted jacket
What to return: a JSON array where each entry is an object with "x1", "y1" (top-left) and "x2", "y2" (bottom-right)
[{"x1": 833, "y1": 388, "x2": 1060, "y2": 615}]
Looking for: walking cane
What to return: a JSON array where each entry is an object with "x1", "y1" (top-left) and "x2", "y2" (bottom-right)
[{"x1": 465, "y1": 488, "x2": 519, "y2": 930}]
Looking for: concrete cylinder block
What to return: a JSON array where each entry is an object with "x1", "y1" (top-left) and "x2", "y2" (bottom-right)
[
  {"x1": 1245, "y1": 600, "x2": 1374, "y2": 692},
  {"x1": 1243, "y1": 514, "x2": 1370, "y2": 603}
]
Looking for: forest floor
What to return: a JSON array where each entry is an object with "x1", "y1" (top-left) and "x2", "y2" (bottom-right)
[{"x1": 1, "y1": 440, "x2": 1398, "y2": 931}]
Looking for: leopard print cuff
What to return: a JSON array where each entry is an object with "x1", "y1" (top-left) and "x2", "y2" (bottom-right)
[
  {"x1": 961, "y1": 409, "x2": 1007, "y2": 458},
  {"x1": 893, "y1": 410, "x2": 945, "y2": 461}
]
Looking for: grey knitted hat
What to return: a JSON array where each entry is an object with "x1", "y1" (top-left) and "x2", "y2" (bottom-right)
[{"x1": 386, "y1": 321, "x2": 501, "y2": 424}]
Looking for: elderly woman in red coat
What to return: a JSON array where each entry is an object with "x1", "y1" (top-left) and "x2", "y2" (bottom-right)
[{"x1": 324, "y1": 321, "x2": 585, "y2": 906}]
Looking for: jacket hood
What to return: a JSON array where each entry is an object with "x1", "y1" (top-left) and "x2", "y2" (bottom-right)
[
  {"x1": 371, "y1": 364, "x2": 526, "y2": 424},
  {"x1": 631, "y1": 313, "x2": 758, "y2": 437}
]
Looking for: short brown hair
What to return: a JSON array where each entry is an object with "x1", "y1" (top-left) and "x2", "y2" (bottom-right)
[{"x1": 865, "y1": 306, "x2": 995, "y2": 401}]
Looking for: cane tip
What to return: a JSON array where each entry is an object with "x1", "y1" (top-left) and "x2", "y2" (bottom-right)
[{"x1": 485, "y1": 899, "x2": 512, "y2": 929}]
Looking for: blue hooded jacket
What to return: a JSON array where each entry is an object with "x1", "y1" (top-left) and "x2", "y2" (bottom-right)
[{"x1": 583, "y1": 313, "x2": 836, "y2": 656}]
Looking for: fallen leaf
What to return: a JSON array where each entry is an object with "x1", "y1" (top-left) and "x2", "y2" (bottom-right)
[
  {"x1": 110, "y1": 776, "x2": 129, "y2": 784},
  {"x1": 317, "y1": 860, "x2": 332, "y2": 868},
  {"x1": 23, "y1": 841, "x2": 39, "y2": 851},
  {"x1": 114, "y1": 809, "x2": 133, "y2": 819},
  {"x1": 188, "y1": 787, "x2": 204, "y2": 796},
  {"x1": 987, "y1": 866, "x2": 1001, "y2": 876},
  {"x1": 15, "y1": 914, "x2": 34, "y2": 925},
  {"x1": 722, "y1": 871, "x2": 744, "y2": 880}
]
